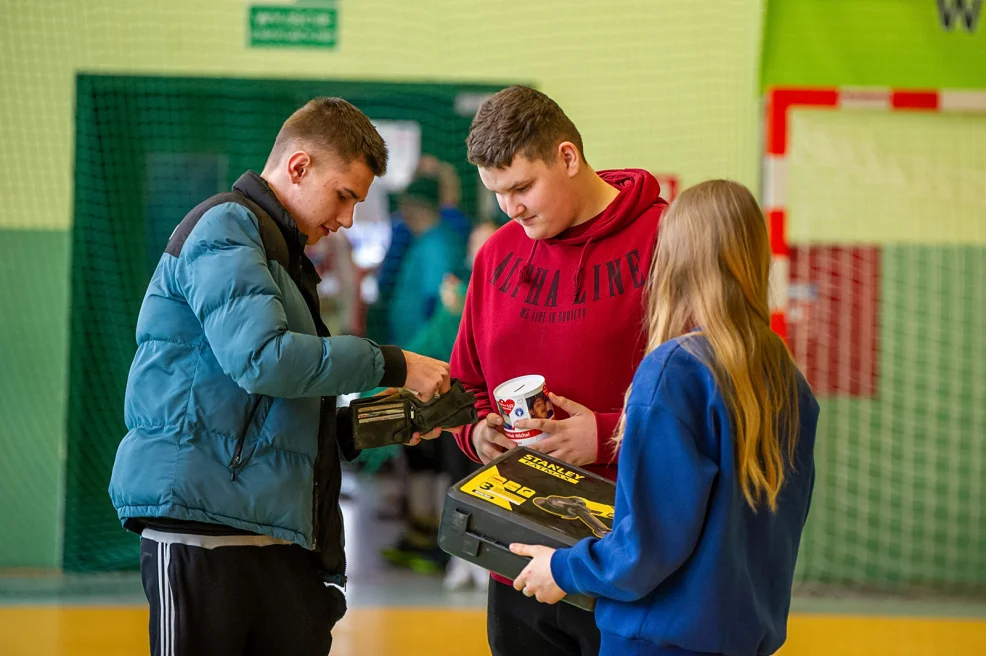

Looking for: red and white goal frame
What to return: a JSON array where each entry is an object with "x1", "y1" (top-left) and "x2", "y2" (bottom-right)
[{"x1": 763, "y1": 86, "x2": 986, "y2": 341}]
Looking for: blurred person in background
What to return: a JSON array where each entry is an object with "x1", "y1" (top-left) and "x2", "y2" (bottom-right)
[
  {"x1": 375, "y1": 164, "x2": 472, "y2": 575},
  {"x1": 386, "y1": 171, "x2": 467, "y2": 346},
  {"x1": 307, "y1": 230, "x2": 360, "y2": 336},
  {"x1": 386, "y1": 220, "x2": 499, "y2": 588},
  {"x1": 367, "y1": 155, "x2": 471, "y2": 344}
]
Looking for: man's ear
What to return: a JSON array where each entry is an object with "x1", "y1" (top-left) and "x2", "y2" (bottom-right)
[
  {"x1": 558, "y1": 142, "x2": 581, "y2": 177},
  {"x1": 286, "y1": 151, "x2": 313, "y2": 184}
]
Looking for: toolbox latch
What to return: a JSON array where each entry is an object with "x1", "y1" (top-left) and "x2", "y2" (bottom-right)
[
  {"x1": 450, "y1": 509, "x2": 480, "y2": 556},
  {"x1": 450, "y1": 508, "x2": 471, "y2": 534}
]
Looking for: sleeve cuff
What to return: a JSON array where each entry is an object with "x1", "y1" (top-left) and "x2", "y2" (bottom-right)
[
  {"x1": 550, "y1": 547, "x2": 579, "y2": 595},
  {"x1": 594, "y1": 412, "x2": 622, "y2": 465},
  {"x1": 455, "y1": 414, "x2": 486, "y2": 463},
  {"x1": 378, "y1": 345, "x2": 407, "y2": 388},
  {"x1": 335, "y1": 406, "x2": 360, "y2": 462}
]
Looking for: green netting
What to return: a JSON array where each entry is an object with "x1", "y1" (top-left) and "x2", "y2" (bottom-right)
[
  {"x1": 787, "y1": 110, "x2": 986, "y2": 596},
  {"x1": 65, "y1": 75, "x2": 507, "y2": 571}
]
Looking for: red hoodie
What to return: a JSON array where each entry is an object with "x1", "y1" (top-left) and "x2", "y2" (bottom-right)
[{"x1": 451, "y1": 169, "x2": 667, "y2": 482}]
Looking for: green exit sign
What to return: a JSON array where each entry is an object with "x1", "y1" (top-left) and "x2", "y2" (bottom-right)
[{"x1": 249, "y1": 3, "x2": 338, "y2": 49}]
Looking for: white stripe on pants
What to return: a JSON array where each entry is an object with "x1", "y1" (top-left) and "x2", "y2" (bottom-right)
[{"x1": 158, "y1": 542, "x2": 175, "y2": 656}]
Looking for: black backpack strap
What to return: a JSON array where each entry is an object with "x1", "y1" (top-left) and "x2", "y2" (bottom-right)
[{"x1": 164, "y1": 192, "x2": 290, "y2": 271}]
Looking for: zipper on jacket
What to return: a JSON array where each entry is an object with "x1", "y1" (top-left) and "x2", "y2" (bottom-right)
[
  {"x1": 315, "y1": 421, "x2": 347, "y2": 577},
  {"x1": 311, "y1": 396, "x2": 349, "y2": 586},
  {"x1": 312, "y1": 457, "x2": 347, "y2": 577},
  {"x1": 230, "y1": 395, "x2": 264, "y2": 481},
  {"x1": 229, "y1": 449, "x2": 244, "y2": 481},
  {"x1": 312, "y1": 477, "x2": 320, "y2": 549},
  {"x1": 312, "y1": 396, "x2": 324, "y2": 549},
  {"x1": 336, "y1": 453, "x2": 347, "y2": 576},
  {"x1": 333, "y1": 399, "x2": 347, "y2": 577}
]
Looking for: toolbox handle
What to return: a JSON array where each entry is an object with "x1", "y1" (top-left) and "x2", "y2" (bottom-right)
[
  {"x1": 449, "y1": 509, "x2": 510, "y2": 559},
  {"x1": 444, "y1": 509, "x2": 596, "y2": 612},
  {"x1": 470, "y1": 531, "x2": 597, "y2": 612},
  {"x1": 468, "y1": 528, "x2": 513, "y2": 558}
]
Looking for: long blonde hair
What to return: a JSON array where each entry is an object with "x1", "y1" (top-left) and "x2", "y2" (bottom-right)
[{"x1": 616, "y1": 180, "x2": 800, "y2": 512}]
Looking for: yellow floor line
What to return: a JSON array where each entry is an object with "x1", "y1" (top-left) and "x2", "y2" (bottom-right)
[{"x1": 0, "y1": 606, "x2": 983, "y2": 656}]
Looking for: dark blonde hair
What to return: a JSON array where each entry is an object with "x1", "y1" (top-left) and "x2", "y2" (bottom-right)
[
  {"x1": 616, "y1": 180, "x2": 801, "y2": 512},
  {"x1": 466, "y1": 86, "x2": 584, "y2": 169},
  {"x1": 266, "y1": 97, "x2": 388, "y2": 176}
]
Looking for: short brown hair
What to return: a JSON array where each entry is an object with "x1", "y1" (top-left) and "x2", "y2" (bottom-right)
[
  {"x1": 267, "y1": 97, "x2": 388, "y2": 176},
  {"x1": 466, "y1": 86, "x2": 584, "y2": 169}
]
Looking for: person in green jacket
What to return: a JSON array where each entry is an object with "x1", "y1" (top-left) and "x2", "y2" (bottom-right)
[{"x1": 384, "y1": 221, "x2": 499, "y2": 585}]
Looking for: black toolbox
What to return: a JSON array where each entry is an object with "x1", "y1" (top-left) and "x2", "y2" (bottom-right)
[{"x1": 438, "y1": 447, "x2": 616, "y2": 611}]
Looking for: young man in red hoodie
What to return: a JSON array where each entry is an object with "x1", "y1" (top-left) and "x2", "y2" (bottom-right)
[{"x1": 450, "y1": 86, "x2": 667, "y2": 656}]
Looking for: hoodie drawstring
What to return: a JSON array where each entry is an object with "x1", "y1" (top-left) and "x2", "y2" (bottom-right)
[
  {"x1": 520, "y1": 240, "x2": 539, "y2": 283},
  {"x1": 572, "y1": 237, "x2": 594, "y2": 301}
]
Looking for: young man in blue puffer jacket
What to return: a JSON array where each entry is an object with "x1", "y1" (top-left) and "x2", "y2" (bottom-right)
[{"x1": 108, "y1": 98, "x2": 451, "y2": 656}]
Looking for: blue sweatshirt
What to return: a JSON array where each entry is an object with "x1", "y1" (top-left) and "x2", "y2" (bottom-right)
[{"x1": 551, "y1": 337, "x2": 819, "y2": 656}]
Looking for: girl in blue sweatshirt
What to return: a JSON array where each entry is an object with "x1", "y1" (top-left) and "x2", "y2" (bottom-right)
[{"x1": 510, "y1": 180, "x2": 819, "y2": 656}]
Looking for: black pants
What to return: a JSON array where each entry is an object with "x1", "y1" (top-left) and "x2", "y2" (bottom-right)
[
  {"x1": 140, "y1": 537, "x2": 344, "y2": 656},
  {"x1": 487, "y1": 578, "x2": 601, "y2": 656}
]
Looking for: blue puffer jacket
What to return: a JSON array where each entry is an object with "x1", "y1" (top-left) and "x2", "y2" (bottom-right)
[{"x1": 109, "y1": 172, "x2": 406, "y2": 584}]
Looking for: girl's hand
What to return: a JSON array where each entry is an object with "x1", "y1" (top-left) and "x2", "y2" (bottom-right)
[{"x1": 510, "y1": 544, "x2": 566, "y2": 604}]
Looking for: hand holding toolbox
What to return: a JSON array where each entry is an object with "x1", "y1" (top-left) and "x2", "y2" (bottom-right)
[
  {"x1": 350, "y1": 378, "x2": 479, "y2": 451},
  {"x1": 438, "y1": 447, "x2": 617, "y2": 611}
]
